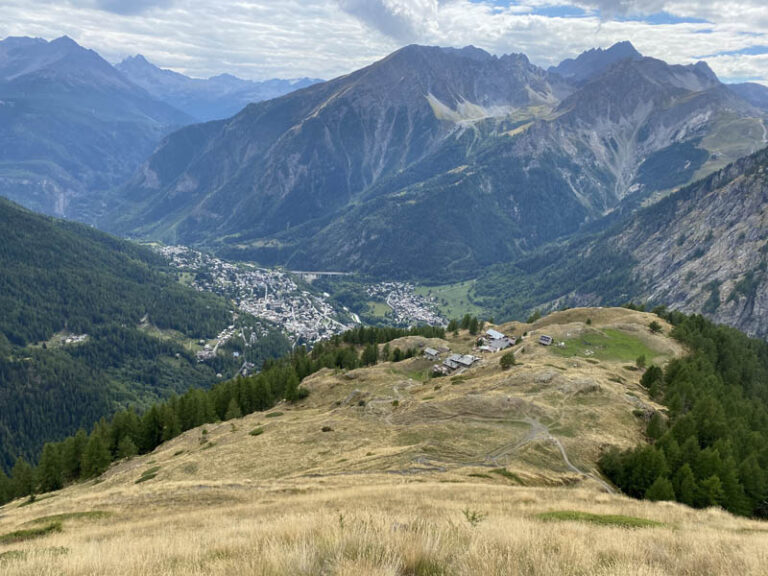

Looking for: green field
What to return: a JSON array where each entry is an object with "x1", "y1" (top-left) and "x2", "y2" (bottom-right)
[
  {"x1": 367, "y1": 301, "x2": 391, "y2": 318},
  {"x1": 552, "y1": 328, "x2": 663, "y2": 363},
  {"x1": 415, "y1": 280, "x2": 487, "y2": 319}
]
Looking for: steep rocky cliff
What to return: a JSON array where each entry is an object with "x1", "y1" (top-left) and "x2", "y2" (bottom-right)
[{"x1": 476, "y1": 147, "x2": 768, "y2": 338}]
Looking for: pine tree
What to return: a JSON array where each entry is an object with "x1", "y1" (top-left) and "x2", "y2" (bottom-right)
[
  {"x1": 674, "y1": 464, "x2": 697, "y2": 507},
  {"x1": 160, "y1": 405, "x2": 181, "y2": 442},
  {"x1": 468, "y1": 317, "x2": 479, "y2": 335},
  {"x1": 646, "y1": 413, "x2": 667, "y2": 441},
  {"x1": 225, "y1": 398, "x2": 242, "y2": 420},
  {"x1": 81, "y1": 434, "x2": 111, "y2": 479},
  {"x1": 697, "y1": 475, "x2": 724, "y2": 508},
  {"x1": 117, "y1": 436, "x2": 138, "y2": 459},
  {"x1": 11, "y1": 456, "x2": 34, "y2": 498},
  {"x1": 656, "y1": 434, "x2": 682, "y2": 470},
  {"x1": 140, "y1": 406, "x2": 164, "y2": 453},
  {"x1": 739, "y1": 454, "x2": 767, "y2": 514},
  {"x1": 37, "y1": 443, "x2": 63, "y2": 493},
  {"x1": 361, "y1": 343, "x2": 378, "y2": 366},
  {"x1": 61, "y1": 429, "x2": 88, "y2": 482},
  {"x1": 252, "y1": 378, "x2": 274, "y2": 412},
  {"x1": 284, "y1": 369, "x2": 301, "y2": 402},
  {"x1": 719, "y1": 457, "x2": 749, "y2": 515},
  {"x1": 640, "y1": 365, "x2": 663, "y2": 389},
  {"x1": 0, "y1": 468, "x2": 12, "y2": 504},
  {"x1": 645, "y1": 476, "x2": 675, "y2": 501},
  {"x1": 626, "y1": 446, "x2": 668, "y2": 498}
]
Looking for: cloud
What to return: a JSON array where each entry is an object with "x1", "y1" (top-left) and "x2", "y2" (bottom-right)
[
  {"x1": 92, "y1": 0, "x2": 175, "y2": 15},
  {"x1": 337, "y1": 0, "x2": 440, "y2": 42},
  {"x1": 0, "y1": 0, "x2": 766, "y2": 85}
]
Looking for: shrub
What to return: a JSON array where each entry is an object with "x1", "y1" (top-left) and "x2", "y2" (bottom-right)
[
  {"x1": 500, "y1": 352, "x2": 516, "y2": 370},
  {"x1": 462, "y1": 508, "x2": 486, "y2": 528}
]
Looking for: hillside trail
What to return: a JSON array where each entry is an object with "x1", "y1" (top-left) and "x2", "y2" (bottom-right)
[
  {"x1": 360, "y1": 360, "x2": 615, "y2": 492},
  {"x1": 485, "y1": 414, "x2": 615, "y2": 494}
]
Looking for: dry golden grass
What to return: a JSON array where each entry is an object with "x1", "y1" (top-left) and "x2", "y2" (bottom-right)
[
  {"x1": 2, "y1": 482, "x2": 767, "y2": 575},
  {"x1": 2, "y1": 308, "x2": 764, "y2": 575}
]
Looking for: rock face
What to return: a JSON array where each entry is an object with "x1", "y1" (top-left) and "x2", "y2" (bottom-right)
[
  {"x1": 620, "y1": 149, "x2": 768, "y2": 338},
  {"x1": 479, "y1": 148, "x2": 768, "y2": 338},
  {"x1": 0, "y1": 36, "x2": 191, "y2": 221},
  {"x1": 548, "y1": 40, "x2": 642, "y2": 84},
  {"x1": 116, "y1": 55, "x2": 321, "y2": 121},
  {"x1": 108, "y1": 42, "x2": 767, "y2": 281}
]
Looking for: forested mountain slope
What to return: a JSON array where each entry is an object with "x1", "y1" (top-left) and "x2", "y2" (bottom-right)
[{"x1": 0, "y1": 198, "x2": 290, "y2": 471}]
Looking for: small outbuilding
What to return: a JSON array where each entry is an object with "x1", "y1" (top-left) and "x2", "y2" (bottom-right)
[
  {"x1": 424, "y1": 347, "x2": 440, "y2": 360},
  {"x1": 539, "y1": 335, "x2": 554, "y2": 346},
  {"x1": 486, "y1": 329, "x2": 506, "y2": 341}
]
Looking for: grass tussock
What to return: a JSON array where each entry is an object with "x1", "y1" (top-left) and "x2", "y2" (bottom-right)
[
  {"x1": 22, "y1": 511, "x2": 111, "y2": 526},
  {"x1": 0, "y1": 522, "x2": 62, "y2": 545},
  {"x1": 0, "y1": 550, "x2": 26, "y2": 562},
  {"x1": 491, "y1": 468, "x2": 524, "y2": 484},
  {"x1": 135, "y1": 466, "x2": 161, "y2": 484},
  {"x1": 536, "y1": 510, "x2": 664, "y2": 528}
]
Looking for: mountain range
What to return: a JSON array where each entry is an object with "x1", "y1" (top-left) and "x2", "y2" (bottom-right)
[
  {"x1": 105, "y1": 42, "x2": 768, "y2": 281},
  {"x1": 2, "y1": 36, "x2": 768, "y2": 334},
  {"x1": 116, "y1": 54, "x2": 321, "y2": 121},
  {"x1": 0, "y1": 36, "x2": 319, "y2": 222},
  {"x1": 0, "y1": 36, "x2": 191, "y2": 221}
]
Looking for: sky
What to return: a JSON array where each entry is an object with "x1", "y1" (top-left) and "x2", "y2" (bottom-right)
[{"x1": 0, "y1": 0, "x2": 766, "y2": 84}]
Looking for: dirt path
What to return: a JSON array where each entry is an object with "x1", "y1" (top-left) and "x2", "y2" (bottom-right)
[{"x1": 485, "y1": 414, "x2": 615, "y2": 493}]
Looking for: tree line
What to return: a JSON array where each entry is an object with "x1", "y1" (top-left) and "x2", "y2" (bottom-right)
[
  {"x1": 600, "y1": 311, "x2": 768, "y2": 518},
  {"x1": 0, "y1": 324, "x2": 440, "y2": 504}
]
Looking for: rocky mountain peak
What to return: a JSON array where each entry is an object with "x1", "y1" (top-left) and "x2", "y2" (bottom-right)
[{"x1": 549, "y1": 40, "x2": 643, "y2": 84}]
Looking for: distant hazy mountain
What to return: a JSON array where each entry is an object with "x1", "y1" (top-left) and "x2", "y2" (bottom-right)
[
  {"x1": 107, "y1": 42, "x2": 767, "y2": 281},
  {"x1": 476, "y1": 146, "x2": 768, "y2": 338},
  {"x1": 0, "y1": 36, "x2": 192, "y2": 221},
  {"x1": 548, "y1": 40, "x2": 642, "y2": 83},
  {"x1": 728, "y1": 82, "x2": 768, "y2": 111},
  {"x1": 116, "y1": 55, "x2": 322, "y2": 121}
]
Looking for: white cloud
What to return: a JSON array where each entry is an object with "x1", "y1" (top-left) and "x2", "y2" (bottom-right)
[
  {"x1": 0, "y1": 0, "x2": 766, "y2": 84},
  {"x1": 337, "y1": 0, "x2": 441, "y2": 42}
]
